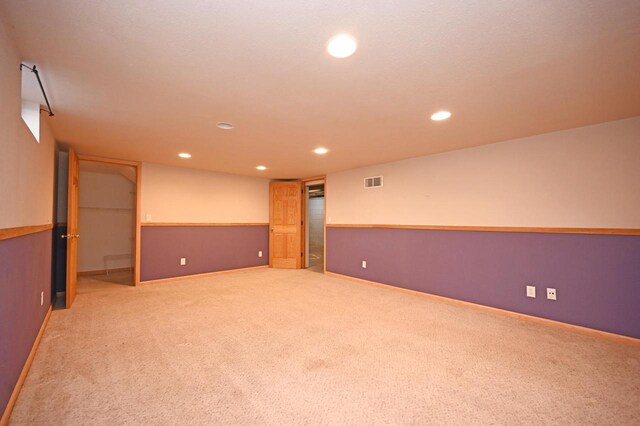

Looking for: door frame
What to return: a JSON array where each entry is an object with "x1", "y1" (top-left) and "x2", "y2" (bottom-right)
[
  {"x1": 300, "y1": 175, "x2": 326, "y2": 272},
  {"x1": 74, "y1": 154, "x2": 142, "y2": 286}
]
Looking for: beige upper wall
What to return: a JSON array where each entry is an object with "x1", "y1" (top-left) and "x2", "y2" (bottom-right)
[
  {"x1": 0, "y1": 17, "x2": 55, "y2": 229},
  {"x1": 141, "y1": 163, "x2": 269, "y2": 223},
  {"x1": 327, "y1": 117, "x2": 640, "y2": 229}
]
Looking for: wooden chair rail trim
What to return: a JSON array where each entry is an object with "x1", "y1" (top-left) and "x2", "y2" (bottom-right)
[
  {"x1": 0, "y1": 306, "x2": 52, "y2": 425},
  {"x1": 139, "y1": 265, "x2": 268, "y2": 285},
  {"x1": 0, "y1": 224, "x2": 54, "y2": 241},
  {"x1": 326, "y1": 224, "x2": 640, "y2": 236},
  {"x1": 325, "y1": 271, "x2": 640, "y2": 347},
  {"x1": 141, "y1": 222, "x2": 269, "y2": 227}
]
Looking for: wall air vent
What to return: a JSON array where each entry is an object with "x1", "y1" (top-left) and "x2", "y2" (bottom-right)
[{"x1": 364, "y1": 176, "x2": 383, "y2": 189}]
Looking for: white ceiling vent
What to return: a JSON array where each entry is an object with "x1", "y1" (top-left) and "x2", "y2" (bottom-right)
[{"x1": 364, "y1": 176, "x2": 383, "y2": 189}]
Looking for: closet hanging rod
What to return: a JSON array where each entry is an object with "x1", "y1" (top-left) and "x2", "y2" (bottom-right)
[{"x1": 20, "y1": 64, "x2": 54, "y2": 117}]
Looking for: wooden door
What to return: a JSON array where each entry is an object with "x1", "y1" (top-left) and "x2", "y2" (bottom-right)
[
  {"x1": 269, "y1": 181, "x2": 302, "y2": 268},
  {"x1": 65, "y1": 148, "x2": 80, "y2": 308}
]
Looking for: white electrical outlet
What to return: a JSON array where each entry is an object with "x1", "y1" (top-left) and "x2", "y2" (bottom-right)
[
  {"x1": 547, "y1": 288, "x2": 557, "y2": 300},
  {"x1": 258, "y1": 251, "x2": 263, "y2": 257},
  {"x1": 180, "y1": 257, "x2": 187, "y2": 266},
  {"x1": 145, "y1": 213, "x2": 152, "y2": 221},
  {"x1": 526, "y1": 285, "x2": 536, "y2": 298},
  {"x1": 362, "y1": 260, "x2": 367, "y2": 269},
  {"x1": 40, "y1": 291, "x2": 44, "y2": 306}
]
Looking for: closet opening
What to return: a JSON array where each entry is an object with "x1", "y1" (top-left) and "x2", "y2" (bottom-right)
[
  {"x1": 302, "y1": 179, "x2": 325, "y2": 273},
  {"x1": 76, "y1": 160, "x2": 137, "y2": 288}
]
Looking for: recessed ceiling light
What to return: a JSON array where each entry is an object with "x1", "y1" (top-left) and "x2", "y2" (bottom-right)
[
  {"x1": 327, "y1": 34, "x2": 358, "y2": 58},
  {"x1": 178, "y1": 153, "x2": 191, "y2": 159},
  {"x1": 256, "y1": 165, "x2": 267, "y2": 171},
  {"x1": 313, "y1": 147, "x2": 329, "y2": 155},
  {"x1": 431, "y1": 111, "x2": 452, "y2": 121},
  {"x1": 217, "y1": 122, "x2": 234, "y2": 130}
]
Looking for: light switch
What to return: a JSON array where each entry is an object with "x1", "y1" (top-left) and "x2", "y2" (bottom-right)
[{"x1": 526, "y1": 285, "x2": 536, "y2": 298}]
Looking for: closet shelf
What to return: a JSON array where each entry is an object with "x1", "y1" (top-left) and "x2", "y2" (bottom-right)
[{"x1": 79, "y1": 206, "x2": 134, "y2": 211}]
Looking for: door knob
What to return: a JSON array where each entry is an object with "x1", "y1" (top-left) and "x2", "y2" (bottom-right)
[{"x1": 61, "y1": 234, "x2": 80, "y2": 239}]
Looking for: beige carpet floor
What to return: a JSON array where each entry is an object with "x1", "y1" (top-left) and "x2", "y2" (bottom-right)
[{"x1": 10, "y1": 269, "x2": 640, "y2": 425}]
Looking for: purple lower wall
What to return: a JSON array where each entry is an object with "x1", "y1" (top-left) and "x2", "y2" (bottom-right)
[
  {"x1": 327, "y1": 227, "x2": 640, "y2": 339},
  {"x1": 0, "y1": 230, "x2": 52, "y2": 413},
  {"x1": 141, "y1": 225, "x2": 269, "y2": 281}
]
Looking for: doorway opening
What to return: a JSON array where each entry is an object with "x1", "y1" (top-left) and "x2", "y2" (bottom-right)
[
  {"x1": 76, "y1": 160, "x2": 136, "y2": 289},
  {"x1": 303, "y1": 180, "x2": 325, "y2": 273},
  {"x1": 60, "y1": 150, "x2": 141, "y2": 308}
]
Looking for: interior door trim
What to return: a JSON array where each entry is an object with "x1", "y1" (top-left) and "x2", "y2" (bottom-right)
[{"x1": 73, "y1": 154, "x2": 142, "y2": 287}]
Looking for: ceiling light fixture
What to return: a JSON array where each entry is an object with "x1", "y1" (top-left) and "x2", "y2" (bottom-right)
[
  {"x1": 431, "y1": 111, "x2": 452, "y2": 121},
  {"x1": 313, "y1": 147, "x2": 329, "y2": 155},
  {"x1": 178, "y1": 153, "x2": 191, "y2": 158},
  {"x1": 256, "y1": 165, "x2": 267, "y2": 171},
  {"x1": 327, "y1": 34, "x2": 358, "y2": 58},
  {"x1": 217, "y1": 122, "x2": 234, "y2": 130}
]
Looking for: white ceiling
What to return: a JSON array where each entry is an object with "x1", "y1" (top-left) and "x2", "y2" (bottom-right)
[{"x1": 2, "y1": 0, "x2": 639, "y2": 178}]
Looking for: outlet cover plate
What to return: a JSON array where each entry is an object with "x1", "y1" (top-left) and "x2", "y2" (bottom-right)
[
  {"x1": 546, "y1": 288, "x2": 557, "y2": 300},
  {"x1": 180, "y1": 257, "x2": 187, "y2": 266}
]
